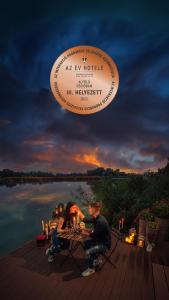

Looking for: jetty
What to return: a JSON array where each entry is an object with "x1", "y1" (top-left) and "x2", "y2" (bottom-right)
[{"x1": 0, "y1": 235, "x2": 169, "y2": 300}]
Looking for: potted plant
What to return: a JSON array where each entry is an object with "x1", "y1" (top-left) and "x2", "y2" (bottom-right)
[
  {"x1": 146, "y1": 221, "x2": 159, "y2": 245},
  {"x1": 152, "y1": 200, "x2": 169, "y2": 243},
  {"x1": 137, "y1": 208, "x2": 154, "y2": 237}
]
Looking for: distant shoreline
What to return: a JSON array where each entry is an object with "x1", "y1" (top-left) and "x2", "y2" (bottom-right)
[{"x1": 0, "y1": 175, "x2": 129, "y2": 187}]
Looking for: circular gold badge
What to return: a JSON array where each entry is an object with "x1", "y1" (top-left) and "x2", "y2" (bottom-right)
[{"x1": 50, "y1": 45, "x2": 119, "y2": 114}]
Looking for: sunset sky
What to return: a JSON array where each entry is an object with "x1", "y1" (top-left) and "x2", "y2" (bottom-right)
[{"x1": 0, "y1": 1, "x2": 169, "y2": 173}]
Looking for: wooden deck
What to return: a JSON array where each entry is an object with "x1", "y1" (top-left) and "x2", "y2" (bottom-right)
[{"x1": 0, "y1": 236, "x2": 169, "y2": 300}]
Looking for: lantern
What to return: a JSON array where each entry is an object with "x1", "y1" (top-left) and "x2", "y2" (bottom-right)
[
  {"x1": 125, "y1": 228, "x2": 136, "y2": 244},
  {"x1": 137, "y1": 234, "x2": 145, "y2": 248}
]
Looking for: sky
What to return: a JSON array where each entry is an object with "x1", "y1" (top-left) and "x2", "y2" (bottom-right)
[{"x1": 0, "y1": 0, "x2": 169, "y2": 173}]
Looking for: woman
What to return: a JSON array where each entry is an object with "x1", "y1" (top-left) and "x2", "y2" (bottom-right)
[
  {"x1": 52, "y1": 206, "x2": 58, "y2": 219},
  {"x1": 57, "y1": 203, "x2": 65, "y2": 217},
  {"x1": 52, "y1": 203, "x2": 65, "y2": 219},
  {"x1": 46, "y1": 201, "x2": 83, "y2": 263},
  {"x1": 50, "y1": 203, "x2": 65, "y2": 230}
]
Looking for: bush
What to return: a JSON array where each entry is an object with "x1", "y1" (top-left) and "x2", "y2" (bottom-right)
[
  {"x1": 139, "y1": 208, "x2": 154, "y2": 221},
  {"x1": 89, "y1": 173, "x2": 169, "y2": 228},
  {"x1": 152, "y1": 200, "x2": 169, "y2": 219},
  {"x1": 147, "y1": 221, "x2": 158, "y2": 230}
]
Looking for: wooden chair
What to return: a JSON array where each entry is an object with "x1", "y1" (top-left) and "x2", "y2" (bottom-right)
[{"x1": 96, "y1": 227, "x2": 123, "y2": 271}]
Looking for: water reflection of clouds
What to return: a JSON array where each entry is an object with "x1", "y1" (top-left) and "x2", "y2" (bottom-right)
[
  {"x1": 1, "y1": 182, "x2": 87, "y2": 203},
  {"x1": 0, "y1": 182, "x2": 92, "y2": 212},
  {"x1": 30, "y1": 192, "x2": 63, "y2": 203},
  {"x1": 0, "y1": 182, "x2": 92, "y2": 255}
]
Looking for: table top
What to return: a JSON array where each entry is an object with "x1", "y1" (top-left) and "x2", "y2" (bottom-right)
[{"x1": 57, "y1": 230, "x2": 90, "y2": 242}]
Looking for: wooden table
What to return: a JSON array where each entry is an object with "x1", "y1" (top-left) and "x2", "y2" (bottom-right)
[{"x1": 57, "y1": 230, "x2": 89, "y2": 271}]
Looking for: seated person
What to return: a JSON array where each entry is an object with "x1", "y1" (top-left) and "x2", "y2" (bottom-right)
[
  {"x1": 57, "y1": 203, "x2": 65, "y2": 217},
  {"x1": 52, "y1": 203, "x2": 65, "y2": 219},
  {"x1": 50, "y1": 203, "x2": 65, "y2": 230},
  {"x1": 46, "y1": 201, "x2": 83, "y2": 262},
  {"x1": 52, "y1": 206, "x2": 58, "y2": 219},
  {"x1": 78, "y1": 201, "x2": 111, "y2": 277}
]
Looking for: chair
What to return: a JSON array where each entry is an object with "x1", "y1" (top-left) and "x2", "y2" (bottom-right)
[{"x1": 96, "y1": 227, "x2": 123, "y2": 271}]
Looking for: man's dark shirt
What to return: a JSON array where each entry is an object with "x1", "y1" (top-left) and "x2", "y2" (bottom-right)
[{"x1": 83, "y1": 214, "x2": 111, "y2": 248}]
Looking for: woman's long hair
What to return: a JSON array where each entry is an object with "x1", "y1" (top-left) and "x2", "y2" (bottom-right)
[{"x1": 64, "y1": 201, "x2": 77, "y2": 227}]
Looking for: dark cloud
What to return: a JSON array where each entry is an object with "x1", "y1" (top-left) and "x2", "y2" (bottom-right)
[{"x1": 0, "y1": 4, "x2": 169, "y2": 173}]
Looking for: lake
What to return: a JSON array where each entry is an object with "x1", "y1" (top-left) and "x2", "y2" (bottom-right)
[{"x1": 0, "y1": 181, "x2": 92, "y2": 256}]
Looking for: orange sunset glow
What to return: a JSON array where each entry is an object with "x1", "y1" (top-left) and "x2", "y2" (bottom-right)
[
  {"x1": 74, "y1": 151, "x2": 102, "y2": 168},
  {"x1": 20, "y1": 135, "x2": 163, "y2": 174}
]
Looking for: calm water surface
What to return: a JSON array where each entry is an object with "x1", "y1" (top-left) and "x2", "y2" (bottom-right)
[{"x1": 0, "y1": 181, "x2": 92, "y2": 256}]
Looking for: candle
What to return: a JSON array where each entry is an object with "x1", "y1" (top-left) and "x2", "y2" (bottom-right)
[
  {"x1": 77, "y1": 211, "x2": 80, "y2": 225},
  {"x1": 121, "y1": 218, "x2": 124, "y2": 229},
  {"x1": 138, "y1": 240, "x2": 144, "y2": 247},
  {"x1": 42, "y1": 220, "x2": 44, "y2": 232},
  {"x1": 118, "y1": 220, "x2": 121, "y2": 231},
  {"x1": 45, "y1": 224, "x2": 49, "y2": 239},
  {"x1": 48, "y1": 221, "x2": 51, "y2": 232},
  {"x1": 73, "y1": 216, "x2": 76, "y2": 228}
]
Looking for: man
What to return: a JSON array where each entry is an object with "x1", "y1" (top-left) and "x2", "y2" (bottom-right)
[{"x1": 78, "y1": 201, "x2": 111, "y2": 277}]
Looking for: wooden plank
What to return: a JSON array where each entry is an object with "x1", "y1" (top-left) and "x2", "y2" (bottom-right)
[
  {"x1": 106, "y1": 242, "x2": 131, "y2": 300},
  {"x1": 151, "y1": 242, "x2": 169, "y2": 267},
  {"x1": 10, "y1": 240, "x2": 36, "y2": 257},
  {"x1": 0, "y1": 247, "x2": 47, "y2": 300},
  {"x1": 0, "y1": 249, "x2": 67, "y2": 300},
  {"x1": 164, "y1": 266, "x2": 169, "y2": 291},
  {"x1": 142, "y1": 251, "x2": 155, "y2": 300},
  {"x1": 153, "y1": 263, "x2": 169, "y2": 300},
  {"x1": 117, "y1": 246, "x2": 155, "y2": 300},
  {"x1": 118, "y1": 245, "x2": 143, "y2": 300}
]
